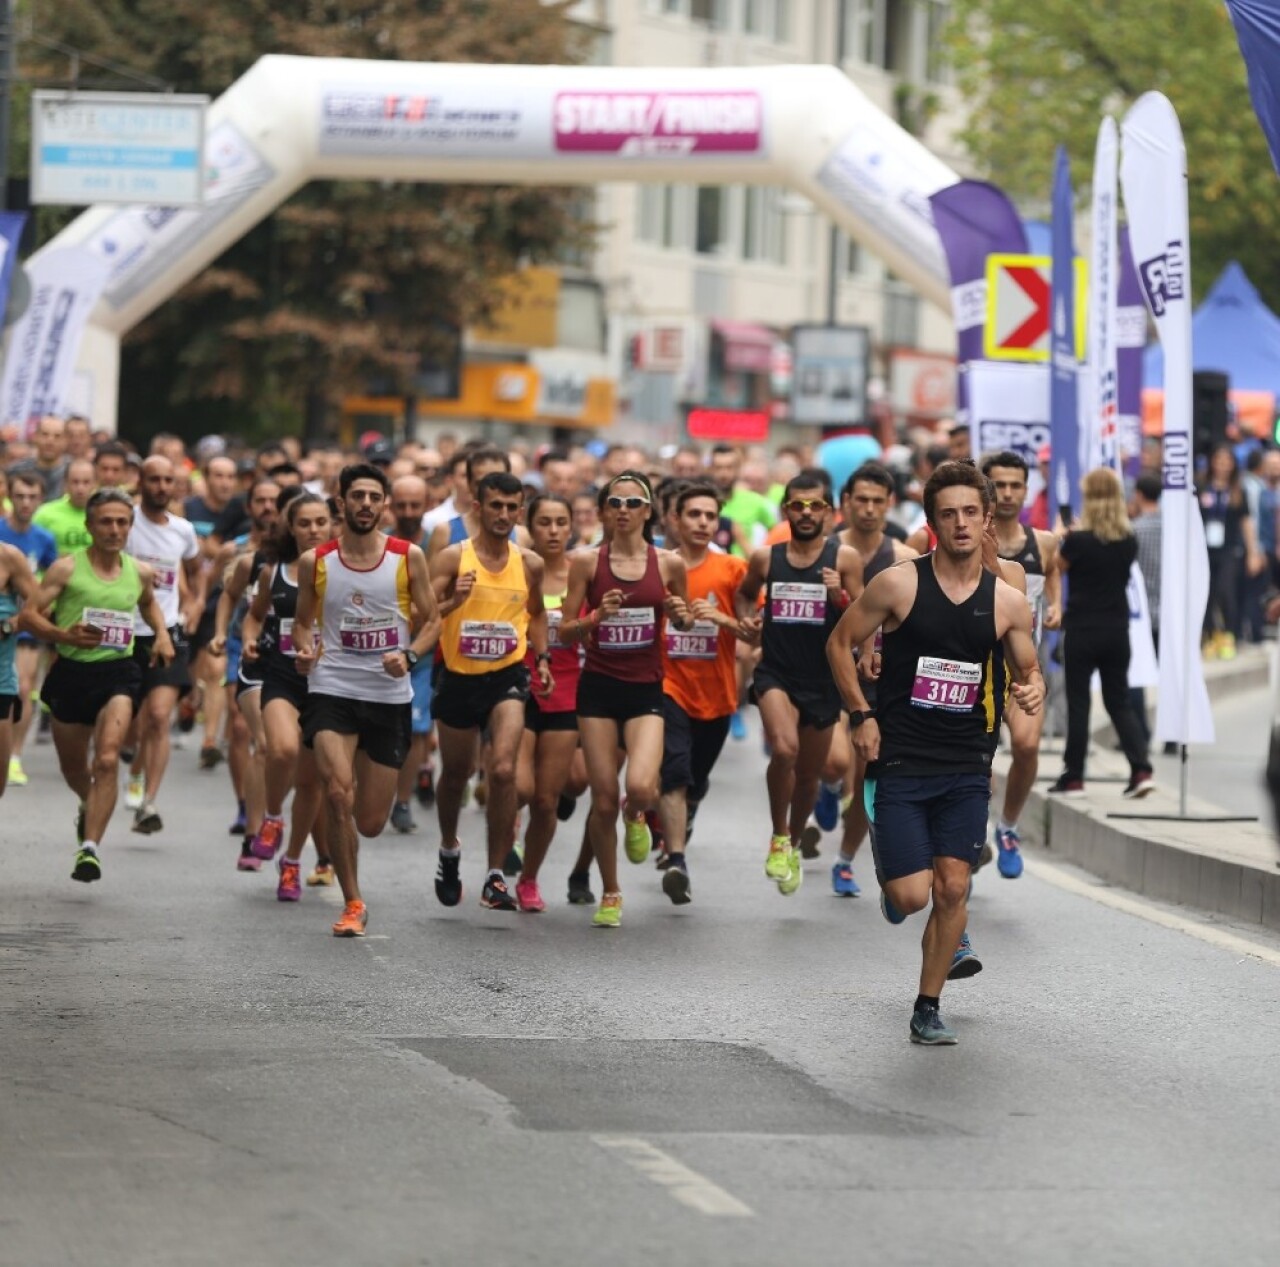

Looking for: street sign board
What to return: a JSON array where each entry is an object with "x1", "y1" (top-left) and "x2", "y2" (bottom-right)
[
  {"x1": 32, "y1": 91, "x2": 209, "y2": 207},
  {"x1": 983, "y1": 253, "x2": 1088, "y2": 362},
  {"x1": 791, "y1": 324, "x2": 871, "y2": 425}
]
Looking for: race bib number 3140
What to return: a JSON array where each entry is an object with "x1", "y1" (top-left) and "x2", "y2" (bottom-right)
[{"x1": 910, "y1": 656, "x2": 982, "y2": 711}]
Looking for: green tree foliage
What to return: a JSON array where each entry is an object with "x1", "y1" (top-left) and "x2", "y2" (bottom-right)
[
  {"x1": 947, "y1": 1, "x2": 1280, "y2": 309},
  {"x1": 20, "y1": 0, "x2": 593, "y2": 440}
]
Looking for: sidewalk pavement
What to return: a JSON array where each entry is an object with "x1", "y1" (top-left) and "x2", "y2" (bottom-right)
[{"x1": 993, "y1": 643, "x2": 1280, "y2": 932}]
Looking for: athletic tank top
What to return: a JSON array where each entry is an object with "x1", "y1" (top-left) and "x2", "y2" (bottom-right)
[
  {"x1": 583, "y1": 543, "x2": 665, "y2": 684},
  {"x1": 876, "y1": 557, "x2": 1002, "y2": 776},
  {"x1": 0, "y1": 586, "x2": 19, "y2": 694},
  {"x1": 53, "y1": 550, "x2": 143, "y2": 663},
  {"x1": 998, "y1": 525, "x2": 1046, "y2": 635},
  {"x1": 862, "y1": 534, "x2": 897, "y2": 583},
  {"x1": 761, "y1": 538, "x2": 841, "y2": 684},
  {"x1": 262, "y1": 561, "x2": 302, "y2": 669},
  {"x1": 310, "y1": 538, "x2": 412, "y2": 703},
  {"x1": 447, "y1": 515, "x2": 469, "y2": 546},
  {"x1": 527, "y1": 590, "x2": 581, "y2": 713},
  {"x1": 440, "y1": 539, "x2": 529, "y2": 675}
]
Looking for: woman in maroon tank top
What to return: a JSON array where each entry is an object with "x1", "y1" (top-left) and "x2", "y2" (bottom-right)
[{"x1": 561, "y1": 472, "x2": 692, "y2": 929}]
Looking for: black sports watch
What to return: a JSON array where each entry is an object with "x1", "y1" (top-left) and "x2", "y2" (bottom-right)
[
  {"x1": 403, "y1": 648, "x2": 420, "y2": 668},
  {"x1": 848, "y1": 709, "x2": 874, "y2": 727}
]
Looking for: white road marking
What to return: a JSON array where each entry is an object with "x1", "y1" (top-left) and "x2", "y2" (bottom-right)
[
  {"x1": 1026, "y1": 857, "x2": 1280, "y2": 967},
  {"x1": 593, "y1": 1136, "x2": 752, "y2": 1217}
]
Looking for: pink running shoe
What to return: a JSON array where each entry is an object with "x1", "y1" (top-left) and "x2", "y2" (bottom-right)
[
  {"x1": 277, "y1": 857, "x2": 302, "y2": 902},
  {"x1": 236, "y1": 845, "x2": 261, "y2": 872},
  {"x1": 249, "y1": 816, "x2": 285, "y2": 861},
  {"x1": 515, "y1": 877, "x2": 546, "y2": 913}
]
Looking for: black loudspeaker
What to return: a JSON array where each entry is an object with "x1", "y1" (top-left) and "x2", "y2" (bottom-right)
[{"x1": 1192, "y1": 370, "x2": 1230, "y2": 456}]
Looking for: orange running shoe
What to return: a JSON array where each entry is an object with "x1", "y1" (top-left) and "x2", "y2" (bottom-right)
[{"x1": 332, "y1": 900, "x2": 368, "y2": 937}]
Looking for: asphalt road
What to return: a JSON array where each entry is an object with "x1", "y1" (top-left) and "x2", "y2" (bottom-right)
[{"x1": 4, "y1": 704, "x2": 1280, "y2": 1267}]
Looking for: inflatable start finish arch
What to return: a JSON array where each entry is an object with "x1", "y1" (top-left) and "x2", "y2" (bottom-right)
[{"x1": 40, "y1": 56, "x2": 962, "y2": 429}]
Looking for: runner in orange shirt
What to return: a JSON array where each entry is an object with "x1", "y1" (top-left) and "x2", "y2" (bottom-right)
[{"x1": 657, "y1": 482, "x2": 755, "y2": 905}]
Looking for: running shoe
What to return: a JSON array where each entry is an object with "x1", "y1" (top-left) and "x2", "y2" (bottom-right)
[
  {"x1": 909, "y1": 1004, "x2": 957, "y2": 1046},
  {"x1": 249, "y1": 816, "x2": 285, "y2": 861},
  {"x1": 515, "y1": 877, "x2": 546, "y2": 913},
  {"x1": 199, "y1": 744, "x2": 223, "y2": 770},
  {"x1": 178, "y1": 695, "x2": 198, "y2": 733},
  {"x1": 948, "y1": 931, "x2": 983, "y2": 980},
  {"x1": 415, "y1": 764, "x2": 435, "y2": 807},
  {"x1": 7, "y1": 756, "x2": 27, "y2": 787},
  {"x1": 777, "y1": 847, "x2": 804, "y2": 896},
  {"x1": 974, "y1": 842, "x2": 994, "y2": 871},
  {"x1": 994, "y1": 824, "x2": 1024, "y2": 879},
  {"x1": 132, "y1": 802, "x2": 162, "y2": 834},
  {"x1": 798, "y1": 821, "x2": 822, "y2": 859},
  {"x1": 229, "y1": 802, "x2": 247, "y2": 835},
  {"x1": 880, "y1": 889, "x2": 907, "y2": 925},
  {"x1": 306, "y1": 861, "x2": 336, "y2": 887},
  {"x1": 831, "y1": 861, "x2": 860, "y2": 897},
  {"x1": 662, "y1": 855, "x2": 691, "y2": 905},
  {"x1": 434, "y1": 851, "x2": 463, "y2": 907},
  {"x1": 1122, "y1": 771, "x2": 1156, "y2": 800},
  {"x1": 623, "y1": 810, "x2": 652, "y2": 865},
  {"x1": 71, "y1": 846, "x2": 101, "y2": 883},
  {"x1": 592, "y1": 892, "x2": 622, "y2": 928},
  {"x1": 332, "y1": 900, "x2": 368, "y2": 937},
  {"x1": 729, "y1": 710, "x2": 748, "y2": 742},
  {"x1": 567, "y1": 871, "x2": 595, "y2": 905},
  {"x1": 237, "y1": 838, "x2": 262, "y2": 872},
  {"x1": 556, "y1": 793, "x2": 576, "y2": 822},
  {"x1": 502, "y1": 844, "x2": 524, "y2": 877},
  {"x1": 277, "y1": 857, "x2": 302, "y2": 902},
  {"x1": 125, "y1": 774, "x2": 145, "y2": 811},
  {"x1": 389, "y1": 801, "x2": 416, "y2": 834},
  {"x1": 480, "y1": 874, "x2": 518, "y2": 911},
  {"x1": 765, "y1": 834, "x2": 791, "y2": 882},
  {"x1": 1046, "y1": 775, "x2": 1085, "y2": 797},
  {"x1": 814, "y1": 781, "x2": 841, "y2": 832}
]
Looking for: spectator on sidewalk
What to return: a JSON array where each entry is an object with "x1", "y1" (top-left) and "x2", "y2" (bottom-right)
[
  {"x1": 1050, "y1": 468, "x2": 1155, "y2": 799},
  {"x1": 1198, "y1": 443, "x2": 1265, "y2": 659}
]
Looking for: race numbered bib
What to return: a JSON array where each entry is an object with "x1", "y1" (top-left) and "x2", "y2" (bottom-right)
[
  {"x1": 770, "y1": 581, "x2": 826, "y2": 625},
  {"x1": 910, "y1": 656, "x2": 982, "y2": 712},
  {"x1": 138, "y1": 554, "x2": 178, "y2": 591},
  {"x1": 459, "y1": 620, "x2": 519, "y2": 661},
  {"x1": 84, "y1": 607, "x2": 134, "y2": 650},
  {"x1": 598, "y1": 606, "x2": 655, "y2": 649},
  {"x1": 278, "y1": 618, "x2": 295, "y2": 656},
  {"x1": 339, "y1": 613, "x2": 400, "y2": 654},
  {"x1": 546, "y1": 608, "x2": 563, "y2": 648},
  {"x1": 1204, "y1": 519, "x2": 1226, "y2": 549},
  {"x1": 665, "y1": 619, "x2": 718, "y2": 660}
]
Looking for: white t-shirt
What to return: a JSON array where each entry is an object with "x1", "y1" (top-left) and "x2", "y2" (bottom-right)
[
  {"x1": 421, "y1": 497, "x2": 456, "y2": 533},
  {"x1": 127, "y1": 511, "x2": 200, "y2": 632}
]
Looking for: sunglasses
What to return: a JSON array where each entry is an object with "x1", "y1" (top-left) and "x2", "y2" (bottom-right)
[
  {"x1": 785, "y1": 498, "x2": 829, "y2": 514},
  {"x1": 606, "y1": 495, "x2": 650, "y2": 510}
]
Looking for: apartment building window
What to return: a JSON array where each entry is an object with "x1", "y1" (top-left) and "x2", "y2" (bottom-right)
[
  {"x1": 840, "y1": 0, "x2": 884, "y2": 66},
  {"x1": 637, "y1": 184, "x2": 684, "y2": 249},
  {"x1": 883, "y1": 0, "x2": 913, "y2": 77},
  {"x1": 844, "y1": 233, "x2": 862, "y2": 276},
  {"x1": 746, "y1": 0, "x2": 794, "y2": 40},
  {"x1": 923, "y1": 1, "x2": 951, "y2": 84},
  {"x1": 774, "y1": 0, "x2": 792, "y2": 41},
  {"x1": 691, "y1": 0, "x2": 730, "y2": 29},
  {"x1": 695, "y1": 186, "x2": 729, "y2": 255},
  {"x1": 742, "y1": 187, "x2": 787, "y2": 265}
]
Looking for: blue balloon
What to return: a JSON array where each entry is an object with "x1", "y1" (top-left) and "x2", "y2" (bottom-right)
[{"x1": 816, "y1": 433, "x2": 883, "y2": 495}]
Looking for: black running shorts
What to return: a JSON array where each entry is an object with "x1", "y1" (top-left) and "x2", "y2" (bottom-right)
[
  {"x1": 301, "y1": 692, "x2": 411, "y2": 770},
  {"x1": 41, "y1": 655, "x2": 142, "y2": 727}
]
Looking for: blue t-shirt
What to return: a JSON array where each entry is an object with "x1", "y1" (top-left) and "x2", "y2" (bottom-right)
[{"x1": 0, "y1": 520, "x2": 58, "y2": 574}]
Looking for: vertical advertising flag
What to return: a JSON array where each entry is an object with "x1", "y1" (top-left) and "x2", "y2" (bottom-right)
[
  {"x1": 1049, "y1": 146, "x2": 1081, "y2": 524},
  {"x1": 929, "y1": 181, "x2": 1028, "y2": 420},
  {"x1": 1223, "y1": 0, "x2": 1280, "y2": 174},
  {"x1": 1088, "y1": 118, "x2": 1120, "y2": 475},
  {"x1": 1115, "y1": 228, "x2": 1147, "y2": 484},
  {"x1": 1120, "y1": 92, "x2": 1214, "y2": 746},
  {"x1": 0, "y1": 246, "x2": 111, "y2": 431}
]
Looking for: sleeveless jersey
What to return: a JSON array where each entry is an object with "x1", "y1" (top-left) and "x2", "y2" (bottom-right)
[
  {"x1": 862, "y1": 534, "x2": 897, "y2": 583},
  {"x1": 876, "y1": 557, "x2": 1003, "y2": 776},
  {"x1": 261, "y1": 561, "x2": 302, "y2": 670},
  {"x1": 526, "y1": 590, "x2": 581, "y2": 714},
  {"x1": 761, "y1": 538, "x2": 841, "y2": 685},
  {"x1": 583, "y1": 543, "x2": 665, "y2": 684},
  {"x1": 0, "y1": 585, "x2": 19, "y2": 695},
  {"x1": 998, "y1": 525, "x2": 1046, "y2": 638},
  {"x1": 53, "y1": 550, "x2": 143, "y2": 663},
  {"x1": 440, "y1": 539, "x2": 529, "y2": 675},
  {"x1": 310, "y1": 538, "x2": 412, "y2": 703}
]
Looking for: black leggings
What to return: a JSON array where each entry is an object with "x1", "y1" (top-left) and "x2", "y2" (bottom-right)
[
  {"x1": 1204, "y1": 548, "x2": 1241, "y2": 638},
  {"x1": 1063, "y1": 623, "x2": 1151, "y2": 781}
]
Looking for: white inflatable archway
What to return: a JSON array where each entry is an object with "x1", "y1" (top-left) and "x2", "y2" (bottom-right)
[{"x1": 40, "y1": 55, "x2": 961, "y2": 429}]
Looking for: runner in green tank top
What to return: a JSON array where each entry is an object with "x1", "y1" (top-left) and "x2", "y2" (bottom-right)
[{"x1": 20, "y1": 489, "x2": 174, "y2": 884}]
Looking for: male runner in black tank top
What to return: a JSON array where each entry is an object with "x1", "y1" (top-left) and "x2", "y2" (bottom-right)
[
  {"x1": 983, "y1": 451, "x2": 1062, "y2": 880},
  {"x1": 829, "y1": 462, "x2": 918, "y2": 895},
  {"x1": 736, "y1": 469, "x2": 863, "y2": 897},
  {"x1": 826, "y1": 462, "x2": 1043, "y2": 1046}
]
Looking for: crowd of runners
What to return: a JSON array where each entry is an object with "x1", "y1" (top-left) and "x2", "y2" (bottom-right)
[{"x1": 3, "y1": 415, "x2": 1165, "y2": 1044}]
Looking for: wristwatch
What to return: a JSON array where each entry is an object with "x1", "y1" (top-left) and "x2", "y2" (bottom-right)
[
  {"x1": 404, "y1": 648, "x2": 420, "y2": 668},
  {"x1": 536, "y1": 651, "x2": 553, "y2": 665},
  {"x1": 848, "y1": 709, "x2": 874, "y2": 727}
]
